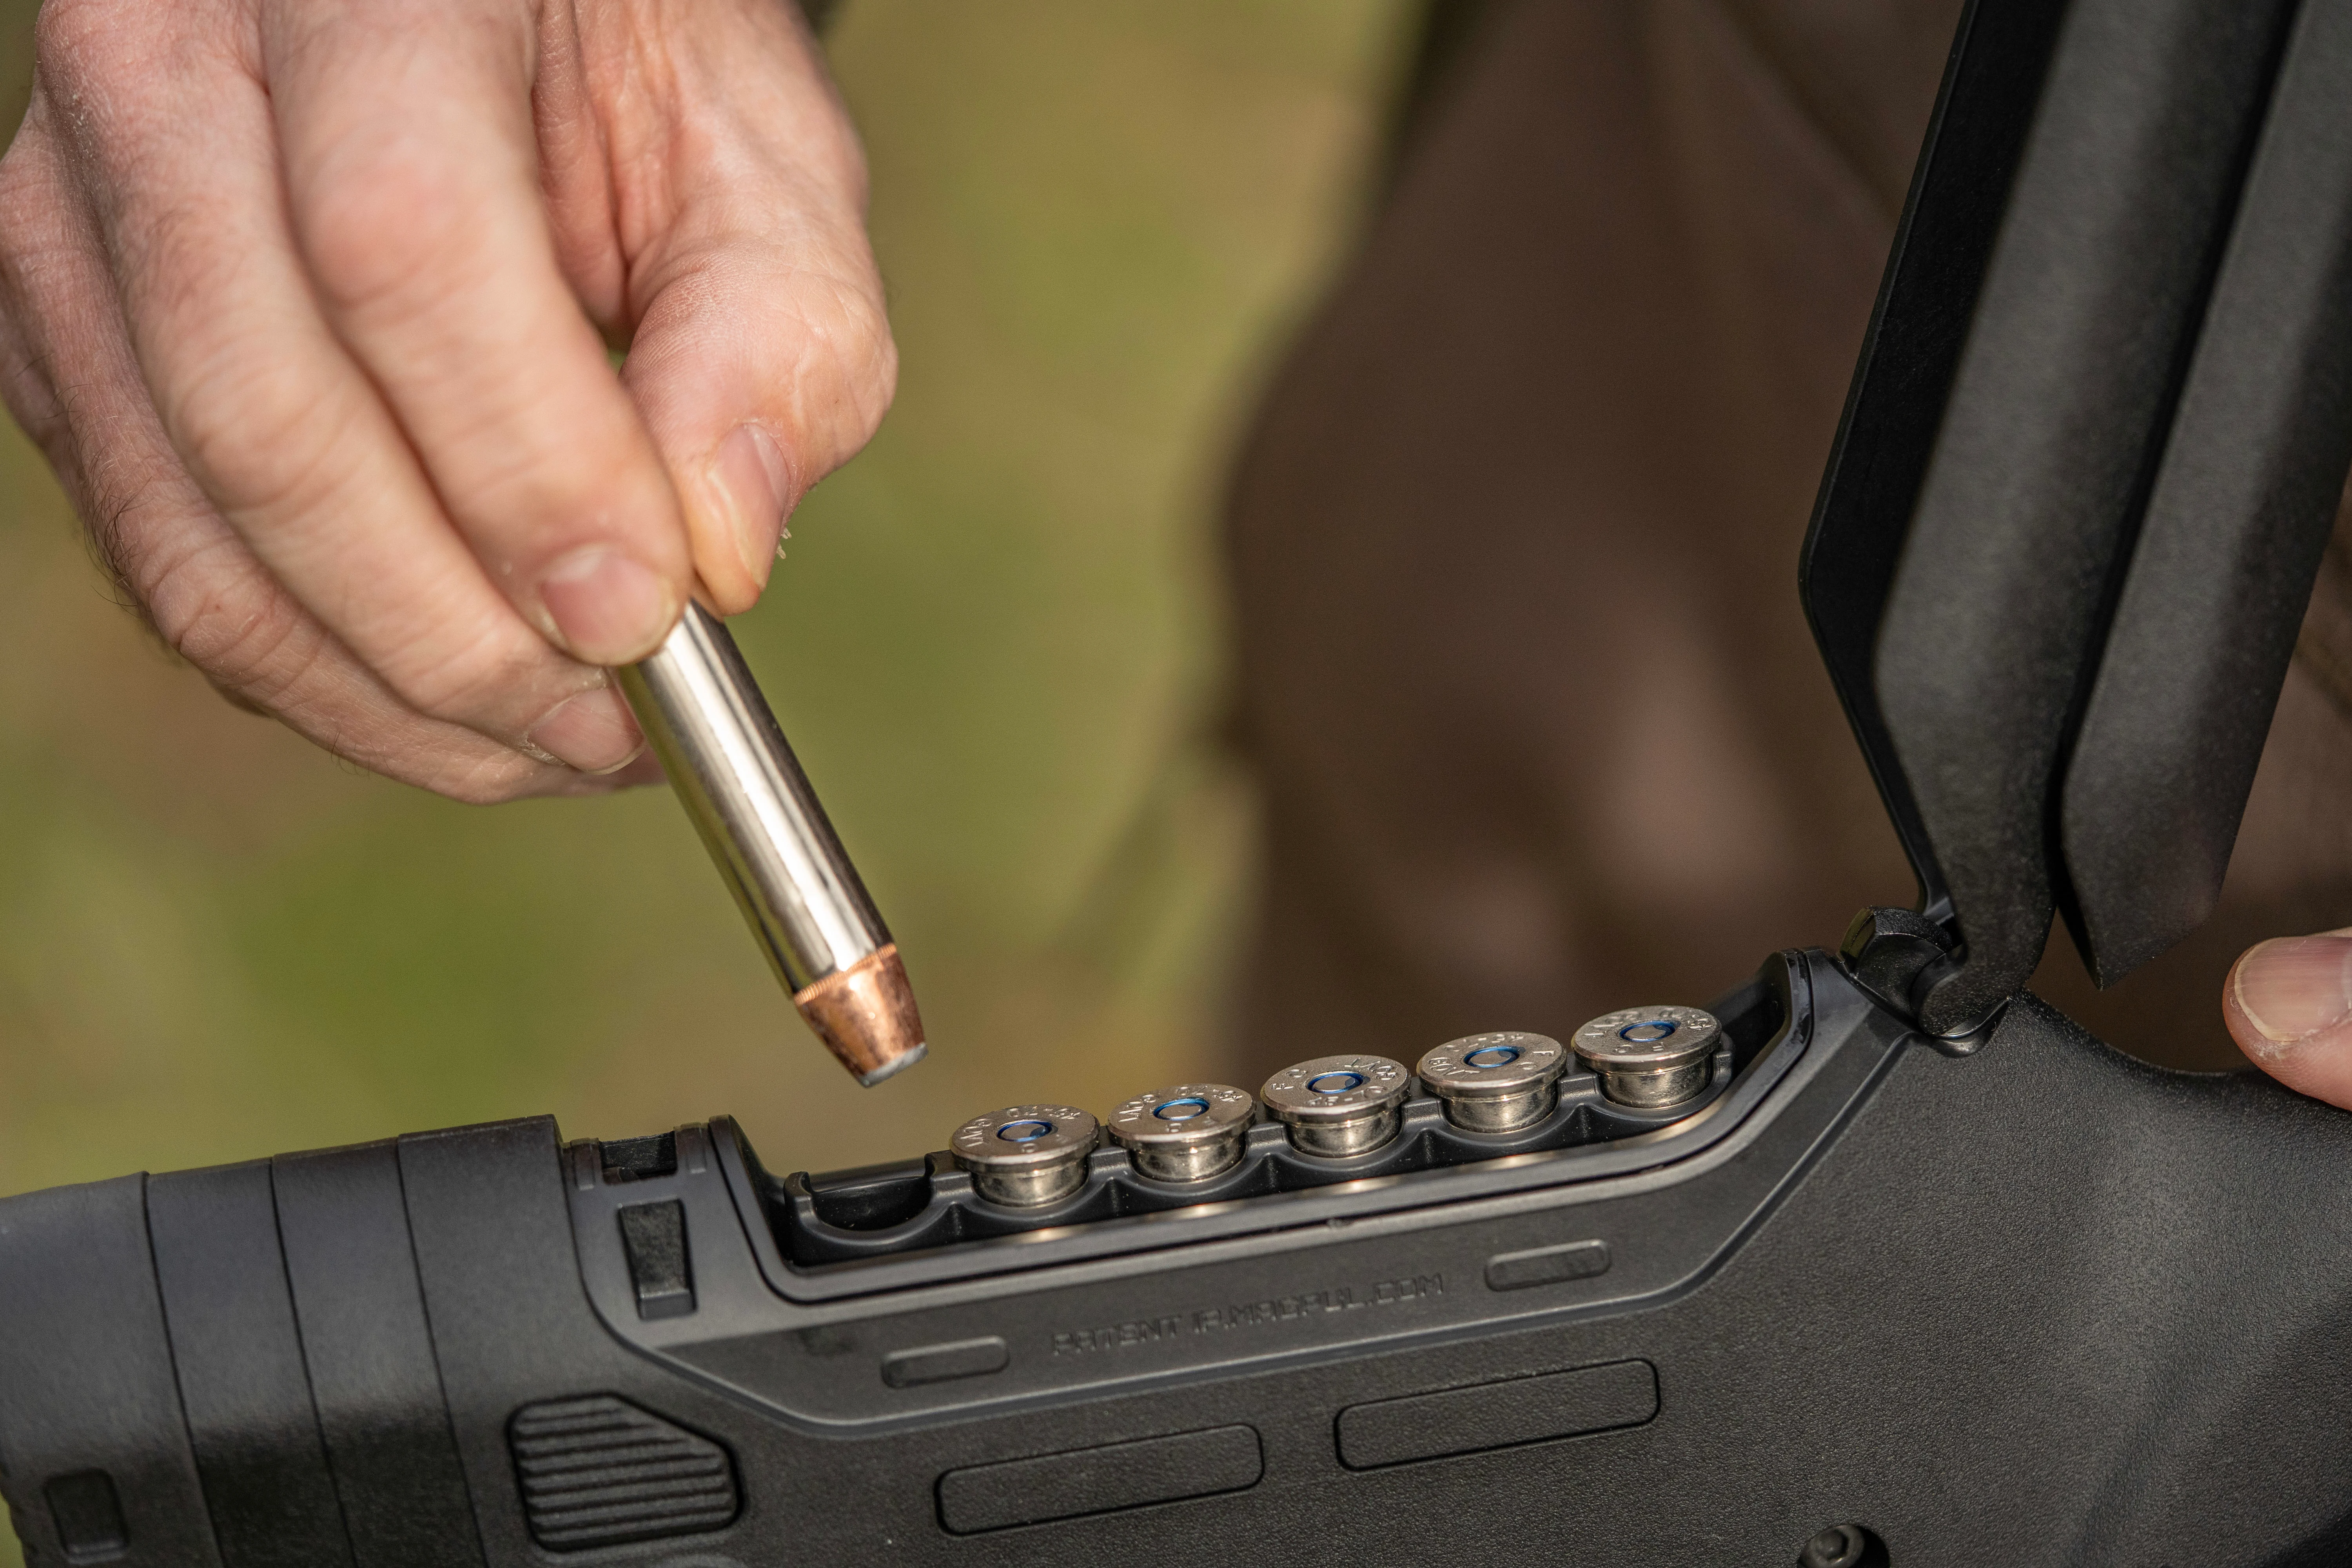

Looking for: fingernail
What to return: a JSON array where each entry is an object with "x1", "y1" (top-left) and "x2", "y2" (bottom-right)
[
  {"x1": 539, "y1": 546, "x2": 679, "y2": 664},
  {"x1": 2234, "y1": 933, "x2": 2352, "y2": 1046},
  {"x1": 707, "y1": 424, "x2": 791, "y2": 585},
  {"x1": 526, "y1": 686, "x2": 646, "y2": 774}
]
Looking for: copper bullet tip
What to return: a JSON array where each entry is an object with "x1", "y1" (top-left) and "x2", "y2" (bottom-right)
[{"x1": 794, "y1": 943, "x2": 929, "y2": 1087}]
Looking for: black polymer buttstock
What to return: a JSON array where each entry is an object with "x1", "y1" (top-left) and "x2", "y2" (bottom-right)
[{"x1": 9, "y1": 957, "x2": 2352, "y2": 1564}]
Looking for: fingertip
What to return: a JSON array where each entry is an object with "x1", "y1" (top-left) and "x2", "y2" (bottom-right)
[
  {"x1": 537, "y1": 545, "x2": 685, "y2": 665},
  {"x1": 2227, "y1": 930, "x2": 2352, "y2": 1108},
  {"x1": 540, "y1": 746, "x2": 668, "y2": 797},
  {"x1": 2230, "y1": 933, "x2": 2352, "y2": 1050},
  {"x1": 698, "y1": 422, "x2": 793, "y2": 607},
  {"x1": 526, "y1": 683, "x2": 644, "y2": 772},
  {"x1": 603, "y1": 748, "x2": 668, "y2": 790}
]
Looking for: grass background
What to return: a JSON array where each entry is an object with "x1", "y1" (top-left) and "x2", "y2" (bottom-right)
[{"x1": 0, "y1": 2, "x2": 1410, "y2": 1200}]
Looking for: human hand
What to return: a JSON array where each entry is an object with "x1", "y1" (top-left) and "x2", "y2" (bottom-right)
[
  {"x1": 0, "y1": 0, "x2": 894, "y2": 800},
  {"x1": 2225, "y1": 930, "x2": 2352, "y2": 1106}
]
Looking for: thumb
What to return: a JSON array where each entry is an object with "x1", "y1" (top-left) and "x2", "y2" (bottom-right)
[
  {"x1": 606, "y1": 2, "x2": 897, "y2": 614},
  {"x1": 2223, "y1": 929, "x2": 2352, "y2": 1107}
]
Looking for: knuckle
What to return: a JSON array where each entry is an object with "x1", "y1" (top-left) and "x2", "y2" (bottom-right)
[
  {"x1": 160, "y1": 337, "x2": 357, "y2": 518},
  {"x1": 108, "y1": 194, "x2": 365, "y2": 522},
  {"x1": 841, "y1": 288, "x2": 898, "y2": 422},
  {"x1": 31, "y1": 0, "x2": 113, "y2": 82},
  {"x1": 297, "y1": 151, "x2": 485, "y2": 324},
  {"x1": 0, "y1": 128, "x2": 89, "y2": 459},
  {"x1": 76, "y1": 455, "x2": 194, "y2": 616},
  {"x1": 0, "y1": 322, "x2": 65, "y2": 453},
  {"x1": 141, "y1": 535, "x2": 318, "y2": 706},
  {"x1": 31, "y1": 0, "x2": 151, "y2": 123},
  {"x1": 127, "y1": 194, "x2": 247, "y2": 325},
  {"x1": 433, "y1": 400, "x2": 627, "y2": 518},
  {"x1": 376, "y1": 620, "x2": 548, "y2": 735},
  {"x1": 0, "y1": 129, "x2": 44, "y2": 236},
  {"x1": 794, "y1": 267, "x2": 898, "y2": 452}
]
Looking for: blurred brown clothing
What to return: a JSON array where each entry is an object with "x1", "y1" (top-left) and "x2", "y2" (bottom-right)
[{"x1": 1223, "y1": 0, "x2": 2352, "y2": 1082}]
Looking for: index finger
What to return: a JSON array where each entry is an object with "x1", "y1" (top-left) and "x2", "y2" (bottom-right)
[{"x1": 266, "y1": 0, "x2": 692, "y2": 666}]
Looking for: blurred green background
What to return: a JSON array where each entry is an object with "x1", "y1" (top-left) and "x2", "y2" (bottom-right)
[{"x1": 0, "y1": 0, "x2": 1414, "y2": 1214}]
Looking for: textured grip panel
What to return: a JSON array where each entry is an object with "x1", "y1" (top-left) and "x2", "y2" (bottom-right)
[{"x1": 507, "y1": 1396, "x2": 739, "y2": 1551}]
